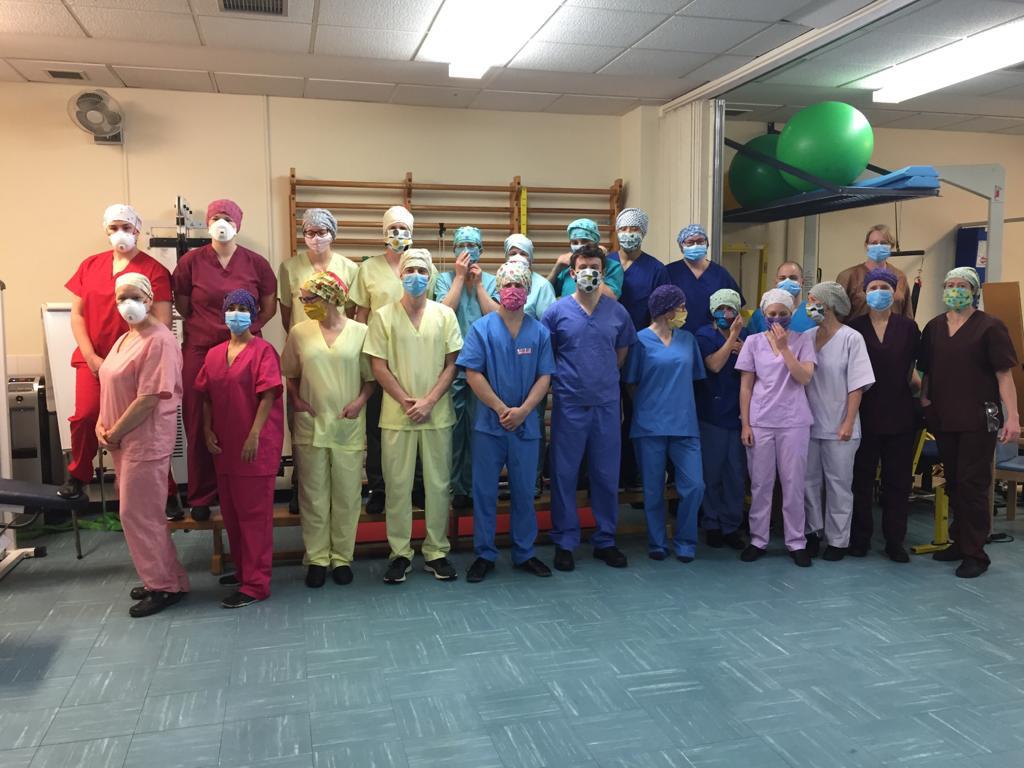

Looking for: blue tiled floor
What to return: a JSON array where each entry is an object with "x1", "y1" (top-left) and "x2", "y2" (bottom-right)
[{"x1": 2, "y1": 505, "x2": 1024, "y2": 768}]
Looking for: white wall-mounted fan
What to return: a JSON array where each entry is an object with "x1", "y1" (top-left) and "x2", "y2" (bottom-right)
[{"x1": 67, "y1": 89, "x2": 123, "y2": 145}]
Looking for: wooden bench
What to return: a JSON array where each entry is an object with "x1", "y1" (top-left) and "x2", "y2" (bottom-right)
[{"x1": 168, "y1": 487, "x2": 680, "y2": 575}]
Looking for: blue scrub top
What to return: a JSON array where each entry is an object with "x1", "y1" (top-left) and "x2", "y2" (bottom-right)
[
  {"x1": 666, "y1": 260, "x2": 744, "y2": 334},
  {"x1": 457, "y1": 312, "x2": 556, "y2": 440},
  {"x1": 525, "y1": 270, "x2": 557, "y2": 322},
  {"x1": 435, "y1": 270, "x2": 499, "y2": 379},
  {"x1": 542, "y1": 295, "x2": 637, "y2": 407},
  {"x1": 694, "y1": 324, "x2": 749, "y2": 430},
  {"x1": 612, "y1": 250, "x2": 670, "y2": 330},
  {"x1": 552, "y1": 256, "x2": 625, "y2": 298},
  {"x1": 623, "y1": 328, "x2": 705, "y2": 438},
  {"x1": 747, "y1": 303, "x2": 815, "y2": 334}
]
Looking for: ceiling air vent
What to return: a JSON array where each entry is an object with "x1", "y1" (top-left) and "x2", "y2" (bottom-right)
[
  {"x1": 48, "y1": 70, "x2": 86, "y2": 80},
  {"x1": 219, "y1": 0, "x2": 287, "y2": 15}
]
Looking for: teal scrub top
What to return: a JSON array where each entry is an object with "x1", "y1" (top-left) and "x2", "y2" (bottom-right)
[{"x1": 435, "y1": 270, "x2": 499, "y2": 379}]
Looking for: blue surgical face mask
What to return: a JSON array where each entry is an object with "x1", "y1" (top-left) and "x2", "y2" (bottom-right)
[
  {"x1": 777, "y1": 278, "x2": 801, "y2": 297},
  {"x1": 766, "y1": 315, "x2": 791, "y2": 330},
  {"x1": 866, "y1": 243, "x2": 891, "y2": 262},
  {"x1": 618, "y1": 232, "x2": 642, "y2": 252},
  {"x1": 225, "y1": 310, "x2": 251, "y2": 335},
  {"x1": 457, "y1": 244, "x2": 481, "y2": 263},
  {"x1": 712, "y1": 309, "x2": 735, "y2": 330},
  {"x1": 682, "y1": 244, "x2": 708, "y2": 261},
  {"x1": 402, "y1": 273, "x2": 429, "y2": 298},
  {"x1": 865, "y1": 288, "x2": 894, "y2": 311}
]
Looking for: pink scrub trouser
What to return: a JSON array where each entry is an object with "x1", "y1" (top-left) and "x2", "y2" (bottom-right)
[
  {"x1": 111, "y1": 450, "x2": 189, "y2": 594},
  {"x1": 182, "y1": 344, "x2": 218, "y2": 507},
  {"x1": 218, "y1": 474, "x2": 275, "y2": 600},
  {"x1": 746, "y1": 425, "x2": 810, "y2": 551}
]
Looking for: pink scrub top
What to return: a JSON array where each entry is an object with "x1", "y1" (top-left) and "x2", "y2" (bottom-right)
[
  {"x1": 172, "y1": 244, "x2": 277, "y2": 349},
  {"x1": 195, "y1": 336, "x2": 284, "y2": 477},
  {"x1": 98, "y1": 324, "x2": 183, "y2": 462},
  {"x1": 735, "y1": 330, "x2": 817, "y2": 429}
]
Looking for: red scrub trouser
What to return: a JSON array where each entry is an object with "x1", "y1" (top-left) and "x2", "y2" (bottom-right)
[
  {"x1": 69, "y1": 363, "x2": 178, "y2": 496},
  {"x1": 111, "y1": 450, "x2": 189, "y2": 594},
  {"x1": 182, "y1": 345, "x2": 218, "y2": 507},
  {"x1": 218, "y1": 474, "x2": 275, "y2": 600}
]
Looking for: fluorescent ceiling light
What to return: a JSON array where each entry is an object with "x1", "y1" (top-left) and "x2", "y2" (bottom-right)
[
  {"x1": 418, "y1": 0, "x2": 562, "y2": 80},
  {"x1": 872, "y1": 17, "x2": 1024, "y2": 103}
]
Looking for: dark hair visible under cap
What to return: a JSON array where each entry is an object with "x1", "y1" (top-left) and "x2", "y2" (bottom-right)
[
  {"x1": 863, "y1": 267, "x2": 898, "y2": 290},
  {"x1": 223, "y1": 288, "x2": 258, "y2": 315},
  {"x1": 570, "y1": 243, "x2": 606, "y2": 271}
]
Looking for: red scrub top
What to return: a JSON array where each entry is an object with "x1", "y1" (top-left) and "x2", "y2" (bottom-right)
[
  {"x1": 172, "y1": 244, "x2": 276, "y2": 349},
  {"x1": 65, "y1": 250, "x2": 172, "y2": 365},
  {"x1": 195, "y1": 337, "x2": 284, "y2": 477}
]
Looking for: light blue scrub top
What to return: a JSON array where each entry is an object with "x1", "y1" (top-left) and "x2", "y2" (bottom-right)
[
  {"x1": 747, "y1": 303, "x2": 816, "y2": 334},
  {"x1": 525, "y1": 271, "x2": 557, "y2": 321},
  {"x1": 435, "y1": 270, "x2": 499, "y2": 379},
  {"x1": 623, "y1": 327, "x2": 705, "y2": 438},
  {"x1": 456, "y1": 312, "x2": 555, "y2": 440}
]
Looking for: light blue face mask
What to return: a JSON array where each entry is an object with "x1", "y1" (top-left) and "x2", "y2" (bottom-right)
[
  {"x1": 865, "y1": 288, "x2": 894, "y2": 311},
  {"x1": 224, "y1": 310, "x2": 251, "y2": 335},
  {"x1": 682, "y1": 244, "x2": 708, "y2": 261},
  {"x1": 617, "y1": 232, "x2": 642, "y2": 252},
  {"x1": 777, "y1": 278, "x2": 801, "y2": 297},
  {"x1": 402, "y1": 273, "x2": 429, "y2": 298},
  {"x1": 866, "y1": 243, "x2": 891, "y2": 262},
  {"x1": 456, "y1": 244, "x2": 481, "y2": 263}
]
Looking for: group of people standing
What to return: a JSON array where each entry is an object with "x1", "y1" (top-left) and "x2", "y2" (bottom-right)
[{"x1": 61, "y1": 200, "x2": 1020, "y2": 618}]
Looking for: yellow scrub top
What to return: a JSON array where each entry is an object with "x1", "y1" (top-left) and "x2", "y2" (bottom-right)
[
  {"x1": 363, "y1": 300, "x2": 463, "y2": 431},
  {"x1": 278, "y1": 251, "x2": 359, "y2": 327},
  {"x1": 349, "y1": 252, "x2": 439, "y2": 312},
  {"x1": 280, "y1": 318, "x2": 373, "y2": 449}
]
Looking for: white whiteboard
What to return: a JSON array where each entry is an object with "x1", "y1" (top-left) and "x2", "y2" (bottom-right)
[{"x1": 41, "y1": 303, "x2": 75, "y2": 451}]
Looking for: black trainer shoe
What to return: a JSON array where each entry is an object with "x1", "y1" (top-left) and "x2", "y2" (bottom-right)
[
  {"x1": 384, "y1": 556, "x2": 412, "y2": 584},
  {"x1": 593, "y1": 546, "x2": 628, "y2": 568},
  {"x1": 740, "y1": 544, "x2": 765, "y2": 562},
  {"x1": 648, "y1": 550, "x2": 668, "y2": 561},
  {"x1": 848, "y1": 543, "x2": 869, "y2": 557},
  {"x1": 790, "y1": 548, "x2": 813, "y2": 567},
  {"x1": 332, "y1": 565, "x2": 353, "y2": 585},
  {"x1": 822, "y1": 546, "x2": 845, "y2": 562},
  {"x1": 453, "y1": 494, "x2": 473, "y2": 510},
  {"x1": 884, "y1": 544, "x2": 910, "y2": 563},
  {"x1": 676, "y1": 555, "x2": 694, "y2": 564},
  {"x1": 221, "y1": 591, "x2": 260, "y2": 609},
  {"x1": 705, "y1": 529, "x2": 724, "y2": 548},
  {"x1": 365, "y1": 491, "x2": 385, "y2": 515},
  {"x1": 805, "y1": 533, "x2": 821, "y2": 558},
  {"x1": 515, "y1": 557, "x2": 551, "y2": 577},
  {"x1": 723, "y1": 530, "x2": 748, "y2": 551},
  {"x1": 218, "y1": 573, "x2": 240, "y2": 586},
  {"x1": 424, "y1": 557, "x2": 458, "y2": 581},
  {"x1": 129, "y1": 590, "x2": 183, "y2": 618},
  {"x1": 129, "y1": 586, "x2": 150, "y2": 600},
  {"x1": 190, "y1": 505, "x2": 212, "y2": 522},
  {"x1": 305, "y1": 565, "x2": 327, "y2": 588},
  {"x1": 165, "y1": 496, "x2": 185, "y2": 521},
  {"x1": 466, "y1": 557, "x2": 495, "y2": 583},
  {"x1": 57, "y1": 477, "x2": 84, "y2": 500},
  {"x1": 553, "y1": 547, "x2": 575, "y2": 572},
  {"x1": 955, "y1": 557, "x2": 988, "y2": 578},
  {"x1": 932, "y1": 545, "x2": 963, "y2": 562}
]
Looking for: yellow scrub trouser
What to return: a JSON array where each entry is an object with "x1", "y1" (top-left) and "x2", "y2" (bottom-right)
[
  {"x1": 381, "y1": 427, "x2": 452, "y2": 561},
  {"x1": 295, "y1": 444, "x2": 363, "y2": 567}
]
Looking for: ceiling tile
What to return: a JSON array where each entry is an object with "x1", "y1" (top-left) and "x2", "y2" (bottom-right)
[
  {"x1": 8, "y1": 59, "x2": 123, "y2": 86},
  {"x1": 67, "y1": 0, "x2": 191, "y2": 12},
  {"x1": 545, "y1": 93, "x2": 639, "y2": 115},
  {"x1": 0, "y1": 1, "x2": 85, "y2": 37},
  {"x1": 304, "y1": 78, "x2": 396, "y2": 101},
  {"x1": 510, "y1": 41, "x2": 625, "y2": 74},
  {"x1": 600, "y1": 49, "x2": 713, "y2": 77},
  {"x1": 0, "y1": 59, "x2": 26, "y2": 82},
  {"x1": 728, "y1": 21, "x2": 809, "y2": 56},
  {"x1": 113, "y1": 66, "x2": 215, "y2": 92},
  {"x1": 191, "y1": 0, "x2": 314, "y2": 23},
  {"x1": 535, "y1": 6, "x2": 670, "y2": 47},
  {"x1": 636, "y1": 16, "x2": 769, "y2": 53},
  {"x1": 684, "y1": 54, "x2": 754, "y2": 81},
  {"x1": 878, "y1": 0, "x2": 1024, "y2": 39},
  {"x1": 857, "y1": 108, "x2": 916, "y2": 126},
  {"x1": 73, "y1": 6, "x2": 200, "y2": 44},
  {"x1": 677, "y1": 0, "x2": 812, "y2": 23},
  {"x1": 314, "y1": 26, "x2": 420, "y2": 59},
  {"x1": 215, "y1": 72, "x2": 304, "y2": 96},
  {"x1": 469, "y1": 90, "x2": 562, "y2": 111},
  {"x1": 878, "y1": 112, "x2": 976, "y2": 130},
  {"x1": 197, "y1": 16, "x2": 312, "y2": 53},
  {"x1": 993, "y1": 122, "x2": 1024, "y2": 135},
  {"x1": 390, "y1": 83, "x2": 480, "y2": 108},
  {"x1": 569, "y1": 0, "x2": 688, "y2": 11},
  {"x1": 489, "y1": 68, "x2": 697, "y2": 99},
  {"x1": 316, "y1": 0, "x2": 443, "y2": 33},
  {"x1": 939, "y1": 116, "x2": 1024, "y2": 132},
  {"x1": 984, "y1": 81, "x2": 1024, "y2": 100},
  {"x1": 788, "y1": 0, "x2": 877, "y2": 28}
]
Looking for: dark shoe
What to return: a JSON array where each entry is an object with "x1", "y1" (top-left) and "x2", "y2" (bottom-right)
[
  {"x1": 129, "y1": 590, "x2": 183, "y2": 618},
  {"x1": 453, "y1": 494, "x2": 472, "y2": 510},
  {"x1": 165, "y1": 496, "x2": 184, "y2": 521},
  {"x1": 848, "y1": 543, "x2": 869, "y2": 558},
  {"x1": 553, "y1": 547, "x2": 575, "y2": 572},
  {"x1": 515, "y1": 557, "x2": 551, "y2": 577},
  {"x1": 288, "y1": 493, "x2": 299, "y2": 515},
  {"x1": 955, "y1": 558, "x2": 989, "y2": 578},
  {"x1": 412, "y1": 488, "x2": 426, "y2": 510},
  {"x1": 129, "y1": 586, "x2": 150, "y2": 600},
  {"x1": 805, "y1": 534, "x2": 821, "y2": 558},
  {"x1": 221, "y1": 591, "x2": 260, "y2": 609},
  {"x1": 648, "y1": 550, "x2": 668, "y2": 561},
  {"x1": 723, "y1": 530, "x2": 747, "y2": 551},
  {"x1": 822, "y1": 546, "x2": 845, "y2": 562},
  {"x1": 705, "y1": 529, "x2": 724, "y2": 548},
  {"x1": 593, "y1": 546, "x2": 628, "y2": 568},
  {"x1": 740, "y1": 545, "x2": 765, "y2": 562},
  {"x1": 57, "y1": 477, "x2": 84, "y2": 500},
  {"x1": 366, "y1": 491, "x2": 385, "y2": 515},
  {"x1": 676, "y1": 555, "x2": 694, "y2": 564},
  {"x1": 884, "y1": 544, "x2": 910, "y2": 563},
  {"x1": 932, "y1": 545, "x2": 963, "y2": 562},
  {"x1": 790, "y1": 548, "x2": 813, "y2": 567},
  {"x1": 190, "y1": 505, "x2": 212, "y2": 522},
  {"x1": 424, "y1": 557, "x2": 458, "y2": 581},
  {"x1": 218, "y1": 573, "x2": 239, "y2": 586},
  {"x1": 384, "y1": 556, "x2": 412, "y2": 584},
  {"x1": 332, "y1": 565, "x2": 354, "y2": 585},
  {"x1": 466, "y1": 557, "x2": 495, "y2": 583},
  {"x1": 305, "y1": 565, "x2": 327, "y2": 588}
]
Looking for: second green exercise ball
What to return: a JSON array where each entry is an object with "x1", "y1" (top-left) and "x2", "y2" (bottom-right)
[
  {"x1": 728, "y1": 133, "x2": 795, "y2": 209},
  {"x1": 777, "y1": 101, "x2": 874, "y2": 192}
]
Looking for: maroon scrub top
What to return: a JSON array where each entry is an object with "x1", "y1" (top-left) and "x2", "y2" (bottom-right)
[{"x1": 848, "y1": 313, "x2": 920, "y2": 435}]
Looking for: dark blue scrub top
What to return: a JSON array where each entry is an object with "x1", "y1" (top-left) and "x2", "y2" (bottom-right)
[
  {"x1": 610, "y1": 250, "x2": 670, "y2": 331},
  {"x1": 694, "y1": 324, "x2": 749, "y2": 430},
  {"x1": 666, "y1": 260, "x2": 744, "y2": 333}
]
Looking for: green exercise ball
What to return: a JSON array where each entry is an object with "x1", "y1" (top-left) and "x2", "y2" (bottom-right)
[
  {"x1": 727, "y1": 133, "x2": 796, "y2": 209},
  {"x1": 777, "y1": 101, "x2": 874, "y2": 192}
]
